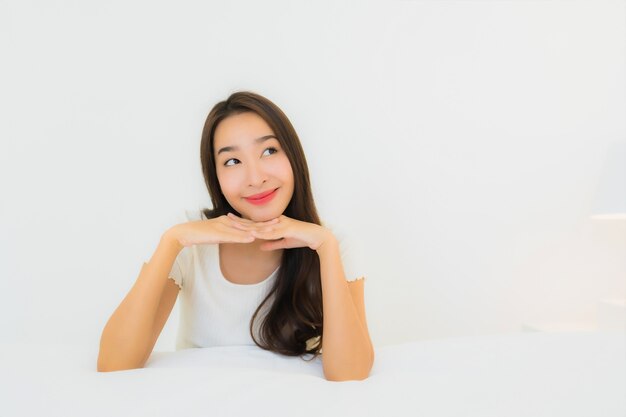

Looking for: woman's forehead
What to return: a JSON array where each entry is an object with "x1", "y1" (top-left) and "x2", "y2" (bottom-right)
[{"x1": 214, "y1": 112, "x2": 275, "y2": 147}]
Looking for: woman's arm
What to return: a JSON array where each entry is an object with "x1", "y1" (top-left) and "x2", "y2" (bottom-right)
[
  {"x1": 317, "y1": 234, "x2": 374, "y2": 382},
  {"x1": 223, "y1": 213, "x2": 374, "y2": 380},
  {"x1": 97, "y1": 230, "x2": 182, "y2": 372}
]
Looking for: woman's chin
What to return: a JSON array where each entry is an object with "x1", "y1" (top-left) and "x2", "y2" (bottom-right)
[
  {"x1": 246, "y1": 211, "x2": 282, "y2": 223},
  {"x1": 251, "y1": 214, "x2": 277, "y2": 222}
]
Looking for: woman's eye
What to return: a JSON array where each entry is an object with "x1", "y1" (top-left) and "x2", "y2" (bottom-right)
[{"x1": 223, "y1": 148, "x2": 277, "y2": 167}]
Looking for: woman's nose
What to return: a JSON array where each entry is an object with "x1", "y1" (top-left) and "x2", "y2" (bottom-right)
[{"x1": 246, "y1": 160, "x2": 267, "y2": 186}]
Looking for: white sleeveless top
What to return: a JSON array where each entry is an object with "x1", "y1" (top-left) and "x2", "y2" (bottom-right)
[{"x1": 165, "y1": 209, "x2": 363, "y2": 351}]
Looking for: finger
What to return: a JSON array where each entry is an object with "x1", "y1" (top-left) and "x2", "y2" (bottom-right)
[
  {"x1": 220, "y1": 219, "x2": 251, "y2": 233},
  {"x1": 250, "y1": 227, "x2": 282, "y2": 240},
  {"x1": 227, "y1": 213, "x2": 259, "y2": 225},
  {"x1": 227, "y1": 216, "x2": 256, "y2": 231},
  {"x1": 251, "y1": 218, "x2": 280, "y2": 226},
  {"x1": 229, "y1": 221, "x2": 274, "y2": 233},
  {"x1": 229, "y1": 220, "x2": 252, "y2": 231},
  {"x1": 220, "y1": 224, "x2": 256, "y2": 242},
  {"x1": 228, "y1": 213, "x2": 279, "y2": 226},
  {"x1": 229, "y1": 232, "x2": 255, "y2": 243}
]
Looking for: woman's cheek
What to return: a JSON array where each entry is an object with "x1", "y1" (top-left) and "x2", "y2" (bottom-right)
[
  {"x1": 217, "y1": 172, "x2": 239, "y2": 197},
  {"x1": 273, "y1": 156, "x2": 293, "y2": 177}
]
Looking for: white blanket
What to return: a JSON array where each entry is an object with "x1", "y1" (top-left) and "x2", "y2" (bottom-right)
[{"x1": 1, "y1": 331, "x2": 624, "y2": 417}]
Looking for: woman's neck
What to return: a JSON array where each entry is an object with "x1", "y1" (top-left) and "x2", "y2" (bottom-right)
[{"x1": 221, "y1": 241, "x2": 283, "y2": 261}]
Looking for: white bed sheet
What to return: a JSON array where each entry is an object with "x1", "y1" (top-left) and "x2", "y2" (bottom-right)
[{"x1": 1, "y1": 331, "x2": 624, "y2": 417}]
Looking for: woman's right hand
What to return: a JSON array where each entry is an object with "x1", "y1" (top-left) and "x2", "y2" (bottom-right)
[{"x1": 166, "y1": 214, "x2": 279, "y2": 248}]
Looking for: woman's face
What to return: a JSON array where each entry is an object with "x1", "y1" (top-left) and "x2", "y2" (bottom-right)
[{"x1": 214, "y1": 112, "x2": 294, "y2": 222}]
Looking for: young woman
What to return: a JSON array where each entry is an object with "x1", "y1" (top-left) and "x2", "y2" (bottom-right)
[{"x1": 98, "y1": 91, "x2": 374, "y2": 381}]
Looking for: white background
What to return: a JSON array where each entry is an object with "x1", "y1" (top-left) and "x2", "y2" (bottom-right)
[{"x1": 1, "y1": 0, "x2": 624, "y2": 351}]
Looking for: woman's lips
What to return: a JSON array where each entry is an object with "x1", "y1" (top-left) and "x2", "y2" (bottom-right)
[{"x1": 244, "y1": 188, "x2": 278, "y2": 205}]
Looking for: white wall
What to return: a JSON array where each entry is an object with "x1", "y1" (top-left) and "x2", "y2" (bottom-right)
[{"x1": 1, "y1": 0, "x2": 624, "y2": 351}]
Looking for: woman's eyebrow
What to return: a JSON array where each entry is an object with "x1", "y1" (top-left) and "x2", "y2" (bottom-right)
[{"x1": 217, "y1": 135, "x2": 277, "y2": 155}]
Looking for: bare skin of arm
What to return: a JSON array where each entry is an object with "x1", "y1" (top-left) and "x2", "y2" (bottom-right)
[
  {"x1": 97, "y1": 230, "x2": 182, "y2": 372},
  {"x1": 97, "y1": 214, "x2": 260, "y2": 372}
]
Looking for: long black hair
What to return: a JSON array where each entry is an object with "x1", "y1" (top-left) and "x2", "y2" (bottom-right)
[{"x1": 199, "y1": 91, "x2": 324, "y2": 361}]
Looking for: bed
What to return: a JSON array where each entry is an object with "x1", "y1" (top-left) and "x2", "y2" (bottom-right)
[{"x1": 1, "y1": 330, "x2": 624, "y2": 416}]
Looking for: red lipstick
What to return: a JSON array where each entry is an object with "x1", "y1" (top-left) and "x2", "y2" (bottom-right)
[{"x1": 244, "y1": 188, "x2": 278, "y2": 205}]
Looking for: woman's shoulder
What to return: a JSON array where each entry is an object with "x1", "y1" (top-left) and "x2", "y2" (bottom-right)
[
  {"x1": 322, "y1": 219, "x2": 364, "y2": 283},
  {"x1": 178, "y1": 207, "x2": 212, "y2": 223},
  {"x1": 322, "y1": 220, "x2": 350, "y2": 250}
]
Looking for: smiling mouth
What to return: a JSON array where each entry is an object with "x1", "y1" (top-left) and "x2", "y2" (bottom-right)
[
  {"x1": 243, "y1": 188, "x2": 279, "y2": 206},
  {"x1": 245, "y1": 188, "x2": 278, "y2": 200}
]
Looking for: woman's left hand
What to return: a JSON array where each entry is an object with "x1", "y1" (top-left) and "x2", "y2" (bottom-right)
[{"x1": 226, "y1": 213, "x2": 332, "y2": 251}]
